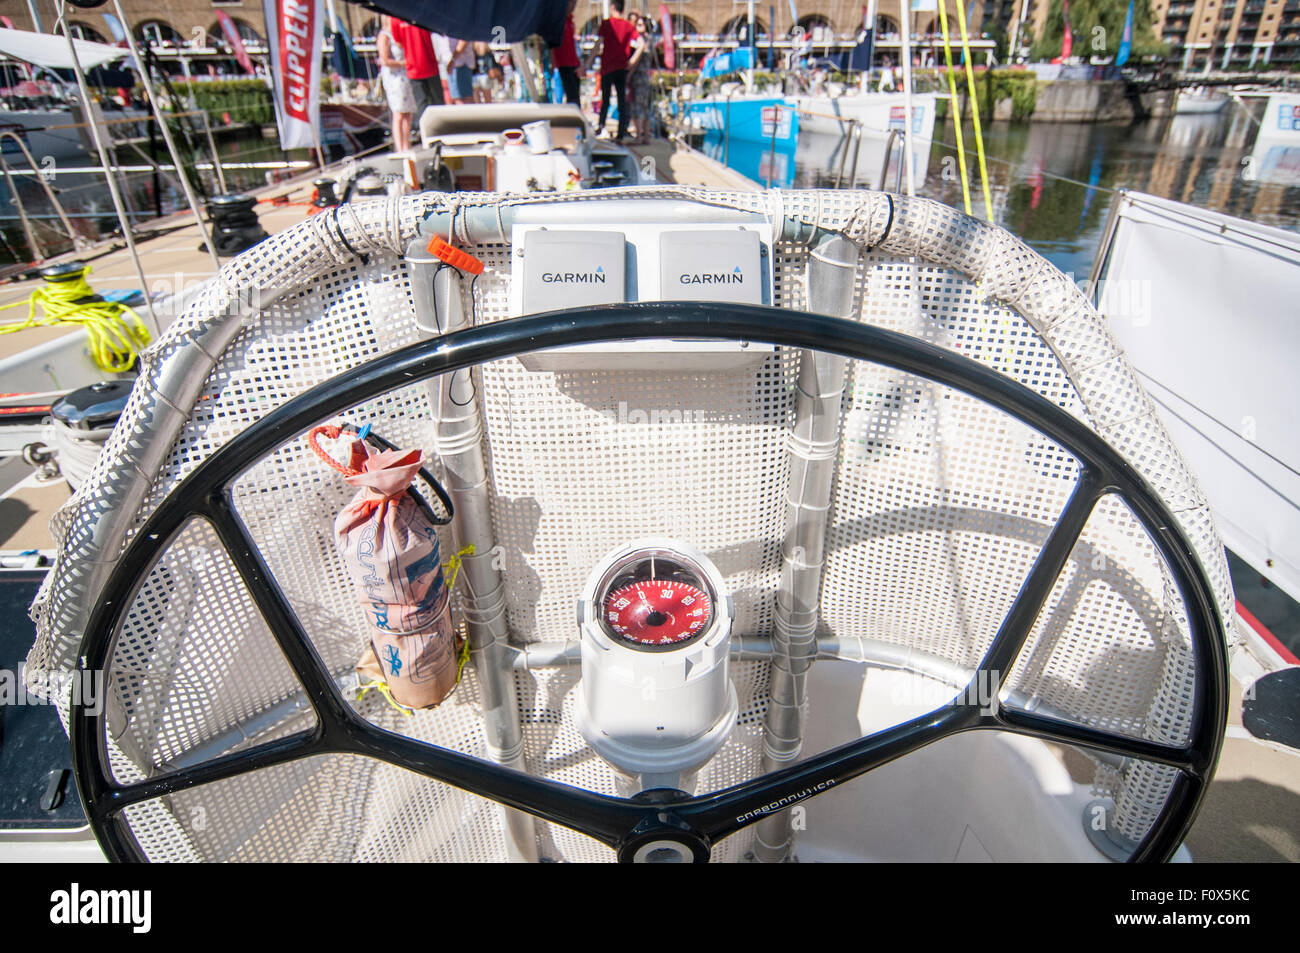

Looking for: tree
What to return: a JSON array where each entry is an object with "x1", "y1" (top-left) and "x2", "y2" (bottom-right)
[{"x1": 1029, "y1": 0, "x2": 1166, "y2": 61}]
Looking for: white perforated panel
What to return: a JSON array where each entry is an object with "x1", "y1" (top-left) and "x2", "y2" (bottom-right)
[{"x1": 25, "y1": 189, "x2": 1233, "y2": 861}]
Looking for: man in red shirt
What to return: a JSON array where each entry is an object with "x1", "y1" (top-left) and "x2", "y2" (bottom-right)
[
  {"x1": 390, "y1": 19, "x2": 444, "y2": 125},
  {"x1": 587, "y1": 0, "x2": 636, "y2": 139},
  {"x1": 550, "y1": 1, "x2": 582, "y2": 106}
]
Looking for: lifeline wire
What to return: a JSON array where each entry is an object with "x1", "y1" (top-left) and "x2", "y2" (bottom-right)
[{"x1": 937, "y1": 0, "x2": 975, "y2": 216}]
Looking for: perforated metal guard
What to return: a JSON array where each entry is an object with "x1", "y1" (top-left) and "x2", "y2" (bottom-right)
[{"x1": 27, "y1": 188, "x2": 1233, "y2": 861}]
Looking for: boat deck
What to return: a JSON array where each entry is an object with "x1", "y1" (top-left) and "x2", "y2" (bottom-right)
[
  {"x1": 0, "y1": 144, "x2": 1296, "y2": 862},
  {"x1": 0, "y1": 194, "x2": 314, "y2": 356},
  {"x1": 627, "y1": 139, "x2": 759, "y2": 191}
]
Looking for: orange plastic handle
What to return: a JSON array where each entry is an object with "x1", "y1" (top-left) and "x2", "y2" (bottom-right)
[{"x1": 427, "y1": 235, "x2": 485, "y2": 275}]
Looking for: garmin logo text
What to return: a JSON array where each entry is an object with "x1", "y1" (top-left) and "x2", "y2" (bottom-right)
[
  {"x1": 50, "y1": 884, "x2": 151, "y2": 933},
  {"x1": 541, "y1": 265, "x2": 607, "y2": 284},
  {"x1": 735, "y1": 779, "x2": 836, "y2": 824},
  {"x1": 679, "y1": 266, "x2": 744, "y2": 285}
]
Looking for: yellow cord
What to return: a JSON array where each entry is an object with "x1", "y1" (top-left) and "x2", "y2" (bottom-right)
[
  {"x1": 0, "y1": 265, "x2": 151, "y2": 374},
  {"x1": 937, "y1": 1, "x2": 973, "y2": 216},
  {"x1": 446, "y1": 544, "x2": 475, "y2": 681},
  {"x1": 356, "y1": 678, "x2": 415, "y2": 717},
  {"x1": 952, "y1": 0, "x2": 995, "y2": 222}
]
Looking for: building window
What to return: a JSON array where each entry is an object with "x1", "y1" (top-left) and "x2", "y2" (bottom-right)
[
  {"x1": 63, "y1": 21, "x2": 108, "y2": 43},
  {"x1": 719, "y1": 15, "x2": 768, "y2": 43},
  {"x1": 136, "y1": 20, "x2": 184, "y2": 48},
  {"x1": 210, "y1": 18, "x2": 264, "y2": 49},
  {"x1": 797, "y1": 14, "x2": 835, "y2": 43}
]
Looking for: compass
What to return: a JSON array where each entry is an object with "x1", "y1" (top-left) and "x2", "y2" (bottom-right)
[
  {"x1": 577, "y1": 539, "x2": 737, "y2": 790},
  {"x1": 598, "y1": 552, "x2": 714, "y2": 650}
]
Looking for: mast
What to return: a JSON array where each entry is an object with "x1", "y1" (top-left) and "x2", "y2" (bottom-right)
[{"x1": 25, "y1": 0, "x2": 44, "y2": 33}]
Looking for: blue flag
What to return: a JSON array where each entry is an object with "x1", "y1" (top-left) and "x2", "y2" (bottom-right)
[
  {"x1": 100, "y1": 12, "x2": 126, "y2": 42},
  {"x1": 1115, "y1": 0, "x2": 1134, "y2": 67}
]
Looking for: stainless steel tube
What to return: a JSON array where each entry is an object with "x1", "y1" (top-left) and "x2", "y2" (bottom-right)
[
  {"x1": 754, "y1": 235, "x2": 859, "y2": 863},
  {"x1": 408, "y1": 238, "x2": 538, "y2": 862}
]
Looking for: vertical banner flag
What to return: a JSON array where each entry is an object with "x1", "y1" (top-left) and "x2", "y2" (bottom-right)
[
  {"x1": 659, "y1": 4, "x2": 676, "y2": 69},
  {"x1": 262, "y1": 0, "x2": 323, "y2": 150},
  {"x1": 100, "y1": 13, "x2": 126, "y2": 41},
  {"x1": 216, "y1": 11, "x2": 255, "y2": 75},
  {"x1": 1115, "y1": 0, "x2": 1134, "y2": 67},
  {"x1": 1061, "y1": 0, "x2": 1073, "y2": 60}
]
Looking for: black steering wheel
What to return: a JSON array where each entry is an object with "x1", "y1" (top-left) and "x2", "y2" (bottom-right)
[{"x1": 70, "y1": 302, "x2": 1228, "y2": 863}]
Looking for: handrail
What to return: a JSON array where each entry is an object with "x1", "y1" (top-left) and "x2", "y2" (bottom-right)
[
  {"x1": 834, "y1": 120, "x2": 865, "y2": 189},
  {"x1": 878, "y1": 127, "x2": 907, "y2": 192},
  {"x1": 0, "y1": 130, "x2": 87, "y2": 256},
  {"x1": 0, "y1": 152, "x2": 43, "y2": 260},
  {"x1": 37, "y1": 108, "x2": 221, "y2": 133}
]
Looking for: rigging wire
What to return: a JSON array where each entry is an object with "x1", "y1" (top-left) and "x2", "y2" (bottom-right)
[
  {"x1": 935, "y1": 0, "x2": 974, "y2": 215},
  {"x1": 53, "y1": 0, "x2": 161, "y2": 336},
  {"x1": 952, "y1": 0, "x2": 994, "y2": 221}
]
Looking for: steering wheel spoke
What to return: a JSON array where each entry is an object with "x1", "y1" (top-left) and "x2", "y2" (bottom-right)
[
  {"x1": 684, "y1": 705, "x2": 971, "y2": 843},
  {"x1": 204, "y1": 493, "x2": 358, "y2": 730},
  {"x1": 992, "y1": 707, "x2": 1199, "y2": 772},
  {"x1": 100, "y1": 728, "x2": 324, "y2": 815},
  {"x1": 977, "y1": 468, "x2": 1107, "y2": 697}
]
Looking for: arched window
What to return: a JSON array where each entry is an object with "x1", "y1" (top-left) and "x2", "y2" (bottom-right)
[
  {"x1": 135, "y1": 20, "x2": 183, "y2": 48},
  {"x1": 667, "y1": 15, "x2": 699, "y2": 37},
  {"x1": 360, "y1": 17, "x2": 383, "y2": 39},
  {"x1": 210, "y1": 18, "x2": 264, "y2": 49},
  {"x1": 720, "y1": 15, "x2": 768, "y2": 43},
  {"x1": 797, "y1": 14, "x2": 835, "y2": 43},
  {"x1": 66, "y1": 22, "x2": 108, "y2": 44},
  {"x1": 580, "y1": 16, "x2": 602, "y2": 38},
  {"x1": 875, "y1": 15, "x2": 900, "y2": 36}
]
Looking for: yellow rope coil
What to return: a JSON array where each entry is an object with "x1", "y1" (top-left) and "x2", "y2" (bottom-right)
[{"x1": 0, "y1": 264, "x2": 151, "y2": 374}]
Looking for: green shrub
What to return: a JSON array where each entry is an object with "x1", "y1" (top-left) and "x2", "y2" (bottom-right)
[
  {"x1": 939, "y1": 68, "x2": 1036, "y2": 121},
  {"x1": 164, "y1": 79, "x2": 274, "y2": 127}
]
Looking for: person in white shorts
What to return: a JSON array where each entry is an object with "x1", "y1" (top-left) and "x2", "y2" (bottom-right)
[{"x1": 377, "y1": 16, "x2": 416, "y2": 152}]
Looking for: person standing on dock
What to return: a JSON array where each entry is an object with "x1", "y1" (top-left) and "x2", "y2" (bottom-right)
[
  {"x1": 625, "y1": 12, "x2": 655, "y2": 145},
  {"x1": 377, "y1": 17, "x2": 416, "y2": 152},
  {"x1": 551, "y1": 1, "x2": 583, "y2": 106},
  {"x1": 587, "y1": 0, "x2": 636, "y2": 140},
  {"x1": 435, "y1": 35, "x2": 477, "y2": 105},
  {"x1": 390, "y1": 19, "x2": 444, "y2": 124}
]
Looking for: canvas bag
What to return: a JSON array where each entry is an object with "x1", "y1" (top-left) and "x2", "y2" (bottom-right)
[{"x1": 316, "y1": 429, "x2": 460, "y2": 709}]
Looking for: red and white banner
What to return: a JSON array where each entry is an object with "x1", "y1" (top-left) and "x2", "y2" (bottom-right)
[
  {"x1": 216, "y1": 11, "x2": 255, "y2": 76},
  {"x1": 262, "y1": 0, "x2": 322, "y2": 151}
]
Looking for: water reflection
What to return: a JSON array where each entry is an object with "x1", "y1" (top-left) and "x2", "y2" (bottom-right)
[
  {"x1": 0, "y1": 131, "x2": 292, "y2": 266},
  {"x1": 777, "y1": 104, "x2": 1300, "y2": 276}
]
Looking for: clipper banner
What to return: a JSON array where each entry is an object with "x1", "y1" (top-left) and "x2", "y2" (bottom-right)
[{"x1": 262, "y1": 0, "x2": 323, "y2": 150}]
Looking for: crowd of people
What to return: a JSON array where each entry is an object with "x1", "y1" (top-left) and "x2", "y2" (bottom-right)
[{"x1": 373, "y1": 0, "x2": 659, "y2": 153}]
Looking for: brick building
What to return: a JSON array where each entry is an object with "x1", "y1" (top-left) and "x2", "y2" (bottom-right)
[{"x1": 1150, "y1": 0, "x2": 1300, "y2": 69}]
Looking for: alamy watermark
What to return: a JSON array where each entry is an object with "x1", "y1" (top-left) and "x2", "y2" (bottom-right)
[
  {"x1": 0, "y1": 665, "x2": 104, "y2": 716},
  {"x1": 888, "y1": 668, "x2": 1002, "y2": 717}
]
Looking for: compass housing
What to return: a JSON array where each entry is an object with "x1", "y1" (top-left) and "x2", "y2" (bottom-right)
[{"x1": 577, "y1": 539, "x2": 737, "y2": 790}]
